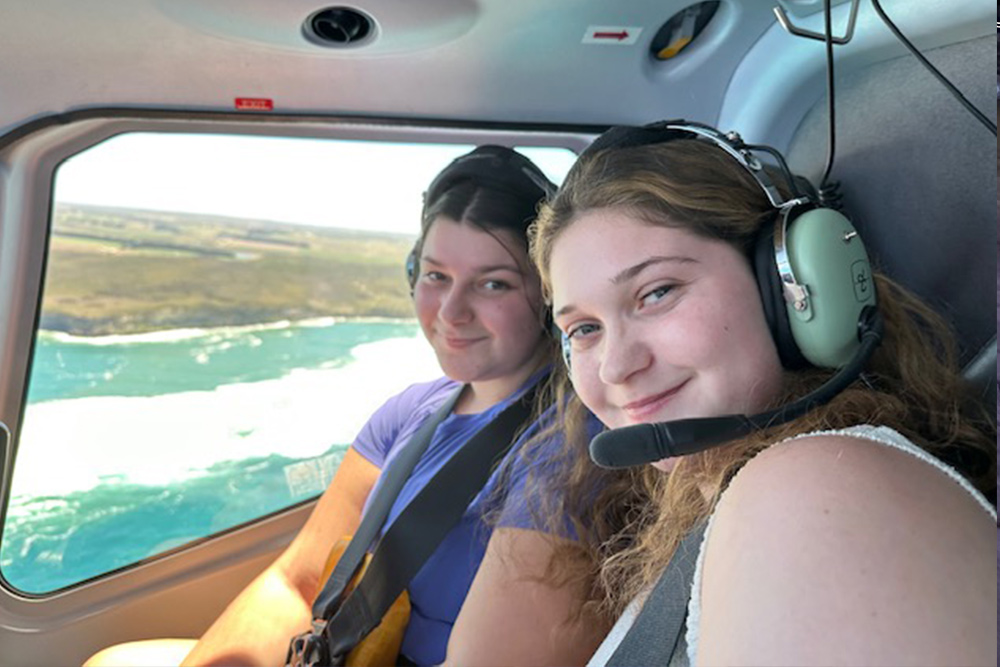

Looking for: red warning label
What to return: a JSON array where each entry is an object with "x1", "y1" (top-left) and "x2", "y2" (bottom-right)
[{"x1": 235, "y1": 97, "x2": 274, "y2": 111}]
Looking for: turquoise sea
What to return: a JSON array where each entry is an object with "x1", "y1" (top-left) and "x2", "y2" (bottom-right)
[{"x1": 0, "y1": 319, "x2": 440, "y2": 594}]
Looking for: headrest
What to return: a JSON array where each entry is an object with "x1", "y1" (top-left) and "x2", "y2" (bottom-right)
[{"x1": 961, "y1": 335, "x2": 997, "y2": 426}]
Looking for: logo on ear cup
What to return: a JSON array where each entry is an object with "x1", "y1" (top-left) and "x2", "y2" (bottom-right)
[{"x1": 851, "y1": 260, "x2": 872, "y2": 301}]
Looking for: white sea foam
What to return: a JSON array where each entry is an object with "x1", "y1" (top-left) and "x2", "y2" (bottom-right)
[
  {"x1": 11, "y1": 334, "x2": 440, "y2": 502},
  {"x1": 43, "y1": 327, "x2": 225, "y2": 346},
  {"x1": 40, "y1": 316, "x2": 417, "y2": 346},
  {"x1": 42, "y1": 322, "x2": 294, "y2": 346}
]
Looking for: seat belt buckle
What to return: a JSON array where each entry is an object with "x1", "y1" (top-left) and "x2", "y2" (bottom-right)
[{"x1": 286, "y1": 619, "x2": 338, "y2": 667}]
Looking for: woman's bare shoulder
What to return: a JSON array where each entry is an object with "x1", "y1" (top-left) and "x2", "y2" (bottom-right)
[
  {"x1": 696, "y1": 431, "x2": 996, "y2": 666},
  {"x1": 707, "y1": 431, "x2": 993, "y2": 567},
  {"x1": 716, "y1": 431, "x2": 989, "y2": 523}
]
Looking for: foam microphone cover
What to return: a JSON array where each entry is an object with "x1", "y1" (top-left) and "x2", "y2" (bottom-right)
[{"x1": 589, "y1": 415, "x2": 757, "y2": 468}]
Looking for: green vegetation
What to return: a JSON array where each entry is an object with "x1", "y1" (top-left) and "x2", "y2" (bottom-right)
[{"x1": 43, "y1": 204, "x2": 417, "y2": 335}]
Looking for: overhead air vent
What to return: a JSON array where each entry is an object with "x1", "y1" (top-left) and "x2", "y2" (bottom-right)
[
  {"x1": 304, "y1": 7, "x2": 376, "y2": 47},
  {"x1": 650, "y1": 2, "x2": 719, "y2": 61}
]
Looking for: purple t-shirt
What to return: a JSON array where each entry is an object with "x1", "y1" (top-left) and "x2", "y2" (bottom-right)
[{"x1": 351, "y1": 371, "x2": 555, "y2": 666}]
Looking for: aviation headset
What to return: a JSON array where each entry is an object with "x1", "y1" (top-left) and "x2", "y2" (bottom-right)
[
  {"x1": 406, "y1": 145, "x2": 558, "y2": 330},
  {"x1": 565, "y1": 121, "x2": 885, "y2": 468},
  {"x1": 559, "y1": 120, "x2": 878, "y2": 373}
]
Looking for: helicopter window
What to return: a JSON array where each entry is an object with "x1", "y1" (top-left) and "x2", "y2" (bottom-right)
[{"x1": 0, "y1": 132, "x2": 576, "y2": 594}]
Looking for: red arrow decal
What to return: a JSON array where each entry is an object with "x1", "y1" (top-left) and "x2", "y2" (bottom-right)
[{"x1": 593, "y1": 30, "x2": 629, "y2": 41}]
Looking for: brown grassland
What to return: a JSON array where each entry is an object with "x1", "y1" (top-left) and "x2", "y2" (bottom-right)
[{"x1": 43, "y1": 204, "x2": 416, "y2": 335}]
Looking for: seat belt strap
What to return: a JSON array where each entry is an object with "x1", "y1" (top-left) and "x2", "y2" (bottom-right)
[
  {"x1": 321, "y1": 380, "x2": 542, "y2": 660},
  {"x1": 605, "y1": 521, "x2": 708, "y2": 667},
  {"x1": 312, "y1": 385, "x2": 463, "y2": 620}
]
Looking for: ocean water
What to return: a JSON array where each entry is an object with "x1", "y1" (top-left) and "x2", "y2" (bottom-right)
[{"x1": 1, "y1": 319, "x2": 440, "y2": 594}]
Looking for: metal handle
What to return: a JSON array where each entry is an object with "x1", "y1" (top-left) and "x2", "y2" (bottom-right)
[{"x1": 773, "y1": 0, "x2": 859, "y2": 45}]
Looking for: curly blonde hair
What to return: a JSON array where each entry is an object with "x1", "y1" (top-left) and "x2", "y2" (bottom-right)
[{"x1": 518, "y1": 138, "x2": 996, "y2": 617}]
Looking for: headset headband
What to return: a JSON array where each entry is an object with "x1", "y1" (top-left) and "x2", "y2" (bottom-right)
[
  {"x1": 581, "y1": 119, "x2": 811, "y2": 211},
  {"x1": 422, "y1": 145, "x2": 556, "y2": 216}
]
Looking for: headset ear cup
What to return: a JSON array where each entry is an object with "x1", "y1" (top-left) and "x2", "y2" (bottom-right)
[
  {"x1": 560, "y1": 331, "x2": 572, "y2": 371},
  {"x1": 754, "y1": 220, "x2": 810, "y2": 369},
  {"x1": 779, "y1": 208, "x2": 877, "y2": 368},
  {"x1": 405, "y1": 243, "x2": 419, "y2": 296},
  {"x1": 544, "y1": 309, "x2": 557, "y2": 338}
]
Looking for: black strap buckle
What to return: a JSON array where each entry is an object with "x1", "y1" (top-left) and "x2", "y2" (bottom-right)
[{"x1": 286, "y1": 620, "x2": 337, "y2": 667}]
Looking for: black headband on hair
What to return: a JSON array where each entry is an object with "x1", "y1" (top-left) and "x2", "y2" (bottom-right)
[{"x1": 423, "y1": 145, "x2": 556, "y2": 214}]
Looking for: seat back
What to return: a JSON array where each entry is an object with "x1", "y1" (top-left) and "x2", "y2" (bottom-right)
[
  {"x1": 961, "y1": 335, "x2": 997, "y2": 424},
  {"x1": 787, "y1": 34, "x2": 996, "y2": 372}
]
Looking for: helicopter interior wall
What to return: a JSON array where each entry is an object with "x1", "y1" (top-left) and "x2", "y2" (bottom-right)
[
  {"x1": 716, "y1": 1, "x2": 986, "y2": 149},
  {"x1": 785, "y1": 34, "x2": 996, "y2": 370},
  {"x1": 0, "y1": 0, "x2": 777, "y2": 135}
]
